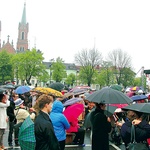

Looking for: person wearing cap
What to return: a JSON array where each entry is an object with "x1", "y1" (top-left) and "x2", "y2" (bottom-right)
[
  {"x1": 0, "y1": 92, "x2": 10, "y2": 150},
  {"x1": 90, "y1": 102, "x2": 111, "y2": 150},
  {"x1": 14, "y1": 98, "x2": 36, "y2": 146}
]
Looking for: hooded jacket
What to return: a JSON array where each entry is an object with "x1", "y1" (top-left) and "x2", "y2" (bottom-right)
[{"x1": 50, "y1": 100, "x2": 70, "y2": 141}]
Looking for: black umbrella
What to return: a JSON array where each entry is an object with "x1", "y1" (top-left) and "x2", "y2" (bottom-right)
[
  {"x1": 86, "y1": 87, "x2": 132, "y2": 104},
  {"x1": 49, "y1": 82, "x2": 64, "y2": 92},
  {"x1": 83, "y1": 105, "x2": 117, "y2": 128},
  {"x1": 122, "y1": 103, "x2": 150, "y2": 114}
]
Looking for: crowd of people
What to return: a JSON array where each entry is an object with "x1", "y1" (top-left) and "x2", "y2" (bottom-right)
[{"x1": 0, "y1": 85, "x2": 150, "y2": 150}]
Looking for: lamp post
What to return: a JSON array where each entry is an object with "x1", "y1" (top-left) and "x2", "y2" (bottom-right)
[
  {"x1": 49, "y1": 63, "x2": 52, "y2": 85},
  {"x1": 49, "y1": 58, "x2": 54, "y2": 85}
]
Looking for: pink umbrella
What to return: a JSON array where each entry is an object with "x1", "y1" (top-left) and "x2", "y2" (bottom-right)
[
  {"x1": 63, "y1": 103, "x2": 84, "y2": 120},
  {"x1": 126, "y1": 91, "x2": 134, "y2": 97}
]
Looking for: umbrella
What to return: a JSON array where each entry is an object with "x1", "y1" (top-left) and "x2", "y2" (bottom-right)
[
  {"x1": 83, "y1": 105, "x2": 117, "y2": 128},
  {"x1": 131, "y1": 95, "x2": 148, "y2": 101},
  {"x1": 32, "y1": 87, "x2": 63, "y2": 97},
  {"x1": 69, "y1": 86, "x2": 90, "y2": 93},
  {"x1": 122, "y1": 103, "x2": 150, "y2": 114},
  {"x1": 130, "y1": 86, "x2": 140, "y2": 91},
  {"x1": 72, "y1": 88, "x2": 87, "y2": 95},
  {"x1": 19, "y1": 116, "x2": 36, "y2": 150},
  {"x1": 126, "y1": 91, "x2": 135, "y2": 97},
  {"x1": 2, "y1": 84, "x2": 15, "y2": 89},
  {"x1": 63, "y1": 103, "x2": 84, "y2": 120},
  {"x1": 0, "y1": 88, "x2": 7, "y2": 94},
  {"x1": 49, "y1": 82, "x2": 64, "y2": 92},
  {"x1": 63, "y1": 97, "x2": 82, "y2": 107},
  {"x1": 86, "y1": 87, "x2": 132, "y2": 104},
  {"x1": 110, "y1": 85, "x2": 123, "y2": 91},
  {"x1": 15, "y1": 86, "x2": 31, "y2": 94}
]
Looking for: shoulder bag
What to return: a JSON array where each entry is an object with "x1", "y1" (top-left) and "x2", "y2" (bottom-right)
[
  {"x1": 127, "y1": 124, "x2": 148, "y2": 150},
  {"x1": 13, "y1": 109, "x2": 23, "y2": 129}
]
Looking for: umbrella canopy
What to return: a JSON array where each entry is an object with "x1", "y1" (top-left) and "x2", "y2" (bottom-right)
[
  {"x1": 110, "y1": 85, "x2": 123, "y2": 91},
  {"x1": 49, "y1": 82, "x2": 64, "y2": 92},
  {"x1": 86, "y1": 87, "x2": 132, "y2": 104},
  {"x1": 15, "y1": 86, "x2": 31, "y2": 94},
  {"x1": 83, "y1": 105, "x2": 117, "y2": 128},
  {"x1": 122, "y1": 103, "x2": 150, "y2": 114},
  {"x1": 72, "y1": 88, "x2": 87, "y2": 95},
  {"x1": 69, "y1": 86, "x2": 90, "y2": 93},
  {"x1": 63, "y1": 103, "x2": 84, "y2": 120},
  {"x1": 32, "y1": 87, "x2": 63, "y2": 97},
  {"x1": 63, "y1": 97, "x2": 82, "y2": 107},
  {"x1": 126, "y1": 91, "x2": 135, "y2": 97},
  {"x1": 131, "y1": 95, "x2": 148, "y2": 101},
  {"x1": 130, "y1": 86, "x2": 140, "y2": 91},
  {"x1": 0, "y1": 88, "x2": 7, "y2": 94},
  {"x1": 19, "y1": 116, "x2": 36, "y2": 150},
  {"x1": 1, "y1": 84, "x2": 15, "y2": 89}
]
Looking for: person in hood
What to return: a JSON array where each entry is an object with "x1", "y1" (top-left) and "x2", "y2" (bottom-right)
[{"x1": 50, "y1": 100, "x2": 70, "y2": 150}]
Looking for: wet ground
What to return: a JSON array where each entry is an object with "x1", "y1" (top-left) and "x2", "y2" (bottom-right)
[{"x1": 3, "y1": 128, "x2": 125, "y2": 150}]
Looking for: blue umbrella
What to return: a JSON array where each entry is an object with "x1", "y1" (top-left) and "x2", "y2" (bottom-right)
[
  {"x1": 131, "y1": 95, "x2": 148, "y2": 101},
  {"x1": 15, "y1": 86, "x2": 31, "y2": 94}
]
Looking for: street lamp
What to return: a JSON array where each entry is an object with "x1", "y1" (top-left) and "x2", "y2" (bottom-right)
[
  {"x1": 49, "y1": 63, "x2": 52, "y2": 85},
  {"x1": 49, "y1": 59, "x2": 54, "y2": 85}
]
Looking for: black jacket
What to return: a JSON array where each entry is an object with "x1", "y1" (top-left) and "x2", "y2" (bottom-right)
[
  {"x1": 90, "y1": 107, "x2": 111, "y2": 150},
  {"x1": 121, "y1": 120, "x2": 150, "y2": 146},
  {"x1": 34, "y1": 110, "x2": 60, "y2": 150},
  {"x1": 7, "y1": 101, "x2": 16, "y2": 122}
]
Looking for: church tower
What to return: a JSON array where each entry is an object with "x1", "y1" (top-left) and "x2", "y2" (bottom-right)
[{"x1": 16, "y1": 2, "x2": 29, "y2": 52}]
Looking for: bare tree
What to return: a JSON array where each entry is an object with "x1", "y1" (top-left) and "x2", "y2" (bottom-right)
[
  {"x1": 74, "y1": 48, "x2": 103, "y2": 86},
  {"x1": 107, "y1": 49, "x2": 132, "y2": 85}
]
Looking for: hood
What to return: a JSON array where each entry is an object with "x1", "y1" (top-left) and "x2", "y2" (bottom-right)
[{"x1": 51, "y1": 100, "x2": 63, "y2": 113}]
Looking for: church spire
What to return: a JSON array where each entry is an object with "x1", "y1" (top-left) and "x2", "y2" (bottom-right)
[{"x1": 21, "y1": 2, "x2": 26, "y2": 24}]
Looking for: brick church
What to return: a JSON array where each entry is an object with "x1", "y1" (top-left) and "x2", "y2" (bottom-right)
[{"x1": 0, "y1": 2, "x2": 29, "y2": 53}]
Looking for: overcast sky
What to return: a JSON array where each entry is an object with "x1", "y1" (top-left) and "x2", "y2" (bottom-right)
[{"x1": 0, "y1": 0, "x2": 150, "y2": 76}]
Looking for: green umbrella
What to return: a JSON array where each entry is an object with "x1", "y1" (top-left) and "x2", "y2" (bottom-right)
[
  {"x1": 49, "y1": 82, "x2": 64, "y2": 92},
  {"x1": 110, "y1": 84, "x2": 123, "y2": 91},
  {"x1": 19, "y1": 116, "x2": 36, "y2": 150},
  {"x1": 122, "y1": 103, "x2": 150, "y2": 114}
]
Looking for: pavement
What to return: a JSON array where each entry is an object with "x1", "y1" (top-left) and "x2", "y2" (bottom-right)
[{"x1": 3, "y1": 128, "x2": 126, "y2": 150}]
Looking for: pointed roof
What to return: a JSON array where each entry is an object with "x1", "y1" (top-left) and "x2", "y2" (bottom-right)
[{"x1": 21, "y1": 2, "x2": 26, "y2": 24}]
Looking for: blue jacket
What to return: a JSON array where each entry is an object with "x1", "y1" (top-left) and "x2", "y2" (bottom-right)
[{"x1": 50, "y1": 100, "x2": 70, "y2": 141}]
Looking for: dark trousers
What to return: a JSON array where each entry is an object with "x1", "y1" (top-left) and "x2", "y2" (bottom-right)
[
  {"x1": 73, "y1": 128, "x2": 85, "y2": 145},
  {"x1": 8, "y1": 121, "x2": 15, "y2": 144},
  {"x1": 59, "y1": 140, "x2": 65, "y2": 150},
  {"x1": 14, "y1": 122, "x2": 22, "y2": 144}
]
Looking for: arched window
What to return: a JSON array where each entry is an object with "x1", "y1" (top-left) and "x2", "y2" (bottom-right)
[{"x1": 21, "y1": 32, "x2": 25, "y2": 40}]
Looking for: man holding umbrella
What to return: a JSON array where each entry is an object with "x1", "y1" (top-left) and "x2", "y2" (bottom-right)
[{"x1": 90, "y1": 101, "x2": 111, "y2": 150}]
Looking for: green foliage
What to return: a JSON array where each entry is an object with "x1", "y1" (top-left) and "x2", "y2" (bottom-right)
[
  {"x1": 0, "y1": 50, "x2": 13, "y2": 84},
  {"x1": 120, "y1": 67, "x2": 135, "y2": 88},
  {"x1": 75, "y1": 48, "x2": 103, "y2": 86},
  {"x1": 95, "y1": 69, "x2": 114, "y2": 88},
  {"x1": 51, "y1": 57, "x2": 66, "y2": 82},
  {"x1": 11, "y1": 48, "x2": 47, "y2": 84},
  {"x1": 65, "y1": 73, "x2": 76, "y2": 86},
  {"x1": 78, "y1": 66, "x2": 97, "y2": 86}
]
